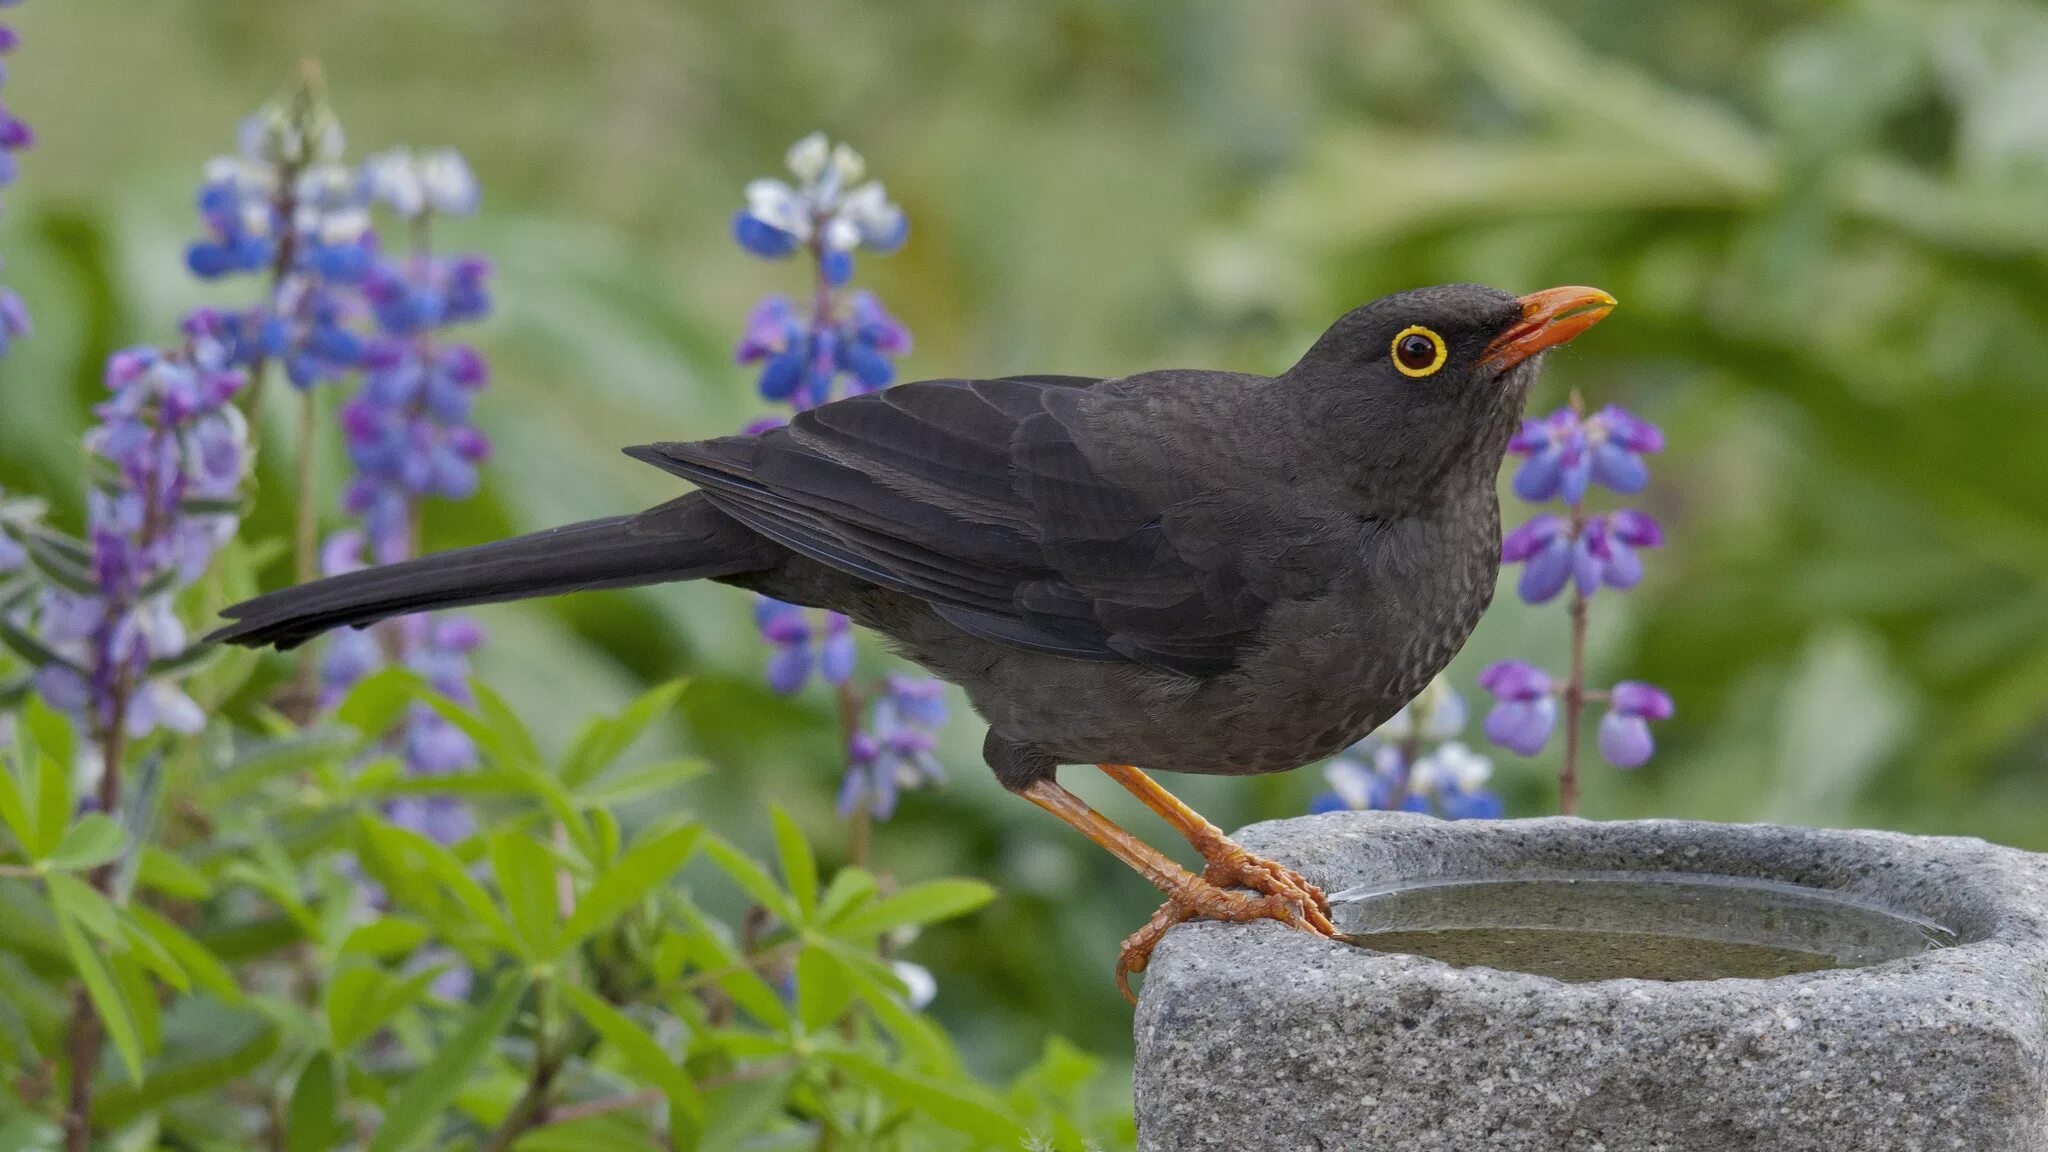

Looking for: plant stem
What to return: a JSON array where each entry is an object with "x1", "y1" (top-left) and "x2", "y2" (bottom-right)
[
  {"x1": 836, "y1": 680, "x2": 868, "y2": 867},
  {"x1": 1558, "y1": 389, "x2": 1589, "y2": 817},
  {"x1": 62, "y1": 689, "x2": 130, "y2": 1152},
  {"x1": 478, "y1": 995, "x2": 564, "y2": 1152}
]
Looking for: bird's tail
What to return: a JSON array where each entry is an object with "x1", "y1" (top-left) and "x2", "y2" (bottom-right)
[{"x1": 209, "y1": 494, "x2": 773, "y2": 650}]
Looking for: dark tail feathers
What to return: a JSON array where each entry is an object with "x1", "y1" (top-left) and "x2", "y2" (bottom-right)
[{"x1": 210, "y1": 495, "x2": 772, "y2": 650}]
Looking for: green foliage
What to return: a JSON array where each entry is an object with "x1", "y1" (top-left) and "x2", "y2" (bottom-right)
[{"x1": 0, "y1": 681, "x2": 1129, "y2": 1148}]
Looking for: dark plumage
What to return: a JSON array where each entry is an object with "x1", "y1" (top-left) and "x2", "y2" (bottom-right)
[{"x1": 214, "y1": 282, "x2": 1614, "y2": 994}]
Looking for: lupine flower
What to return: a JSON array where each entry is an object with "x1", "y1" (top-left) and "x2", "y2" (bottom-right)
[
  {"x1": 840, "y1": 674, "x2": 948, "y2": 819},
  {"x1": 736, "y1": 135, "x2": 934, "y2": 822},
  {"x1": 754, "y1": 598, "x2": 856, "y2": 695},
  {"x1": 1502, "y1": 509, "x2": 1663, "y2": 604},
  {"x1": 15, "y1": 344, "x2": 248, "y2": 741},
  {"x1": 361, "y1": 148, "x2": 480, "y2": 218},
  {"x1": 733, "y1": 133, "x2": 908, "y2": 278},
  {"x1": 0, "y1": 5, "x2": 31, "y2": 358},
  {"x1": 1508, "y1": 404, "x2": 1663, "y2": 503},
  {"x1": 186, "y1": 104, "x2": 377, "y2": 392},
  {"x1": 735, "y1": 291, "x2": 911, "y2": 407},
  {"x1": 1479, "y1": 660, "x2": 1557, "y2": 756},
  {"x1": 312, "y1": 145, "x2": 494, "y2": 846},
  {"x1": 1597, "y1": 680, "x2": 1675, "y2": 769},
  {"x1": 1308, "y1": 679, "x2": 1500, "y2": 819}
]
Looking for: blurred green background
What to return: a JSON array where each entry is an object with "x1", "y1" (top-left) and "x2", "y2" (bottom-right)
[{"x1": 4, "y1": 0, "x2": 2046, "y2": 1079}]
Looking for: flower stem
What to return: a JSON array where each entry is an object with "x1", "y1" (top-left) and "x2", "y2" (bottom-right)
[
  {"x1": 1558, "y1": 389, "x2": 1589, "y2": 816},
  {"x1": 62, "y1": 688, "x2": 129, "y2": 1152}
]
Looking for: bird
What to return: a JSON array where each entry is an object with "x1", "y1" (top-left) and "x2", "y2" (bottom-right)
[{"x1": 211, "y1": 282, "x2": 1614, "y2": 999}]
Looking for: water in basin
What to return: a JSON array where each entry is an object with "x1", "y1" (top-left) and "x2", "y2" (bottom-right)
[{"x1": 1330, "y1": 872, "x2": 1957, "y2": 982}]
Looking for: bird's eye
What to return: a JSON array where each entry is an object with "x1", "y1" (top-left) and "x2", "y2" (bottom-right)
[{"x1": 1391, "y1": 326, "x2": 1448, "y2": 377}]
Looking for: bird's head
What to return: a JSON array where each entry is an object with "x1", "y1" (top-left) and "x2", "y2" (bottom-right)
[{"x1": 1281, "y1": 282, "x2": 1614, "y2": 510}]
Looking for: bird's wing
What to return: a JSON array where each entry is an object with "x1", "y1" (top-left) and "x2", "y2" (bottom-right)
[{"x1": 629, "y1": 375, "x2": 1316, "y2": 676}]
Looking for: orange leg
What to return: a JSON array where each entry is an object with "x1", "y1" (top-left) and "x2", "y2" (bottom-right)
[{"x1": 1020, "y1": 775, "x2": 1340, "y2": 1002}]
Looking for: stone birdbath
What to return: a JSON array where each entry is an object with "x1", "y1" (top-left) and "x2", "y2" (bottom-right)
[{"x1": 1134, "y1": 812, "x2": 2048, "y2": 1151}]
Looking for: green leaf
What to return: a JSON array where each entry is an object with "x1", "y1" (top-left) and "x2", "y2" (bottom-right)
[
  {"x1": 58, "y1": 907, "x2": 144, "y2": 1083},
  {"x1": 368, "y1": 974, "x2": 528, "y2": 1152},
  {"x1": 128, "y1": 906, "x2": 241, "y2": 1004},
  {"x1": 327, "y1": 965, "x2": 445, "y2": 1050},
  {"x1": 32, "y1": 753, "x2": 69, "y2": 862},
  {"x1": 814, "y1": 867, "x2": 879, "y2": 927},
  {"x1": 488, "y1": 831, "x2": 561, "y2": 961},
  {"x1": 136, "y1": 846, "x2": 213, "y2": 899},
  {"x1": 338, "y1": 918, "x2": 431, "y2": 961},
  {"x1": 118, "y1": 915, "x2": 190, "y2": 994},
  {"x1": 846, "y1": 966, "x2": 958, "y2": 1075},
  {"x1": 46, "y1": 872, "x2": 121, "y2": 944},
  {"x1": 560, "y1": 983, "x2": 703, "y2": 1128},
  {"x1": 701, "y1": 835, "x2": 800, "y2": 926},
  {"x1": 573, "y1": 757, "x2": 707, "y2": 807},
  {"x1": 47, "y1": 814, "x2": 126, "y2": 872},
  {"x1": 0, "y1": 614, "x2": 72, "y2": 671},
  {"x1": 558, "y1": 823, "x2": 700, "y2": 953},
  {"x1": 820, "y1": 1051, "x2": 1027, "y2": 1145},
  {"x1": 828, "y1": 879, "x2": 996, "y2": 940},
  {"x1": 0, "y1": 755, "x2": 30, "y2": 854},
  {"x1": 560, "y1": 680, "x2": 687, "y2": 789},
  {"x1": 770, "y1": 806, "x2": 817, "y2": 920},
  {"x1": 794, "y1": 945, "x2": 853, "y2": 1034},
  {"x1": 22, "y1": 698, "x2": 76, "y2": 780},
  {"x1": 335, "y1": 666, "x2": 425, "y2": 743},
  {"x1": 286, "y1": 1051, "x2": 345, "y2": 1152},
  {"x1": 358, "y1": 818, "x2": 511, "y2": 945}
]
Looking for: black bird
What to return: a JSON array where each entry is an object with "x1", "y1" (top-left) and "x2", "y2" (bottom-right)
[{"x1": 213, "y1": 283, "x2": 1614, "y2": 997}]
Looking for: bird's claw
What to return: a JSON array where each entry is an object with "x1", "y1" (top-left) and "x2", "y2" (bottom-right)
[{"x1": 1113, "y1": 848, "x2": 1340, "y2": 1003}]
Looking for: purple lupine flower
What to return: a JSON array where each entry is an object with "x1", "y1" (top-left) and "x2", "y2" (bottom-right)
[
  {"x1": 307, "y1": 145, "x2": 493, "y2": 844},
  {"x1": 1597, "y1": 681, "x2": 1675, "y2": 769},
  {"x1": 1502, "y1": 513, "x2": 1573, "y2": 604},
  {"x1": 1479, "y1": 660, "x2": 1557, "y2": 756},
  {"x1": 19, "y1": 343, "x2": 249, "y2": 742},
  {"x1": 736, "y1": 135, "x2": 938, "y2": 820},
  {"x1": 839, "y1": 676, "x2": 949, "y2": 820},
  {"x1": 1508, "y1": 405, "x2": 1663, "y2": 503},
  {"x1": 0, "y1": 8, "x2": 31, "y2": 358}
]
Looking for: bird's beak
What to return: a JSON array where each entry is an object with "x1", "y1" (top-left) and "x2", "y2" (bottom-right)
[{"x1": 1481, "y1": 286, "x2": 1616, "y2": 373}]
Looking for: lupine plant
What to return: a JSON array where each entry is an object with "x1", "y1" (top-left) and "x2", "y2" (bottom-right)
[
  {"x1": 1479, "y1": 394, "x2": 1675, "y2": 814},
  {"x1": 0, "y1": 67, "x2": 1132, "y2": 1151},
  {"x1": 0, "y1": 0, "x2": 32, "y2": 358},
  {"x1": 732, "y1": 135, "x2": 947, "y2": 855},
  {"x1": 1309, "y1": 677, "x2": 1503, "y2": 820}
]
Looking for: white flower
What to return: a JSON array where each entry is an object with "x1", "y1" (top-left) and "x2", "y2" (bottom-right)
[
  {"x1": 1417, "y1": 741, "x2": 1493, "y2": 795},
  {"x1": 890, "y1": 960, "x2": 937, "y2": 1009},
  {"x1": 417, "y1": 149, "x2": 480, "y2": 215}
]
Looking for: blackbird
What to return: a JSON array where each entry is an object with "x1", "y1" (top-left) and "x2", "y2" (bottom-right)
[{"x1": 212, "y1": 282, "x2": 1614, "y2": 998}]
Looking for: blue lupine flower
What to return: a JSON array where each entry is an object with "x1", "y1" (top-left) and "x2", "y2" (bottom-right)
[
  {"x1": 0, "y1": 10, "x2": 32, "y2": 356},
  {"x1": 1597, "y1": 680, "x2": 1675, "y2": 769},
  {"x1": 1479, "y1": 660, "x2": 1557, "y2": 756}
]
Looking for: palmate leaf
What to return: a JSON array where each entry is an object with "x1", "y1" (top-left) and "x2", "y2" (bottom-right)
[
  {"x1": 770, "y1": 805, "x2": 817, "y2": 919},
  {"x1": 560, "y1": 679, "x2": 687, "y2": 790},
  {"x1": 557, "y1": 821, "x2": 700, "y2": 953}
]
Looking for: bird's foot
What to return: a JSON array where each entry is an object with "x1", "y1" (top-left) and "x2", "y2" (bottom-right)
[
  {"x1": 1114, "y1": 856, "x2": 1341, "y2": 1003},
  {"x1": 1196, "y1": 838, "x2": 1336, "y2": 935}
]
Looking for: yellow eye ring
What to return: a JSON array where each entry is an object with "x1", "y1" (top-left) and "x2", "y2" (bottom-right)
[{"x1": 1391, "y1": 325, "x2": 1448, "y2": 377}]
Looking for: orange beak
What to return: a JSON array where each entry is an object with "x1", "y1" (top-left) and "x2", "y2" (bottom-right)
[{"x1": 1481, "y1": 286, "x2": 1616, "y2": 373}]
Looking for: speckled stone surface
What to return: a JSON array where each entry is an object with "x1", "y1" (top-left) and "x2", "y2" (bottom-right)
[{"x1": 1133, "y1": 813, "x2": 2048, "y2": 1151}]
